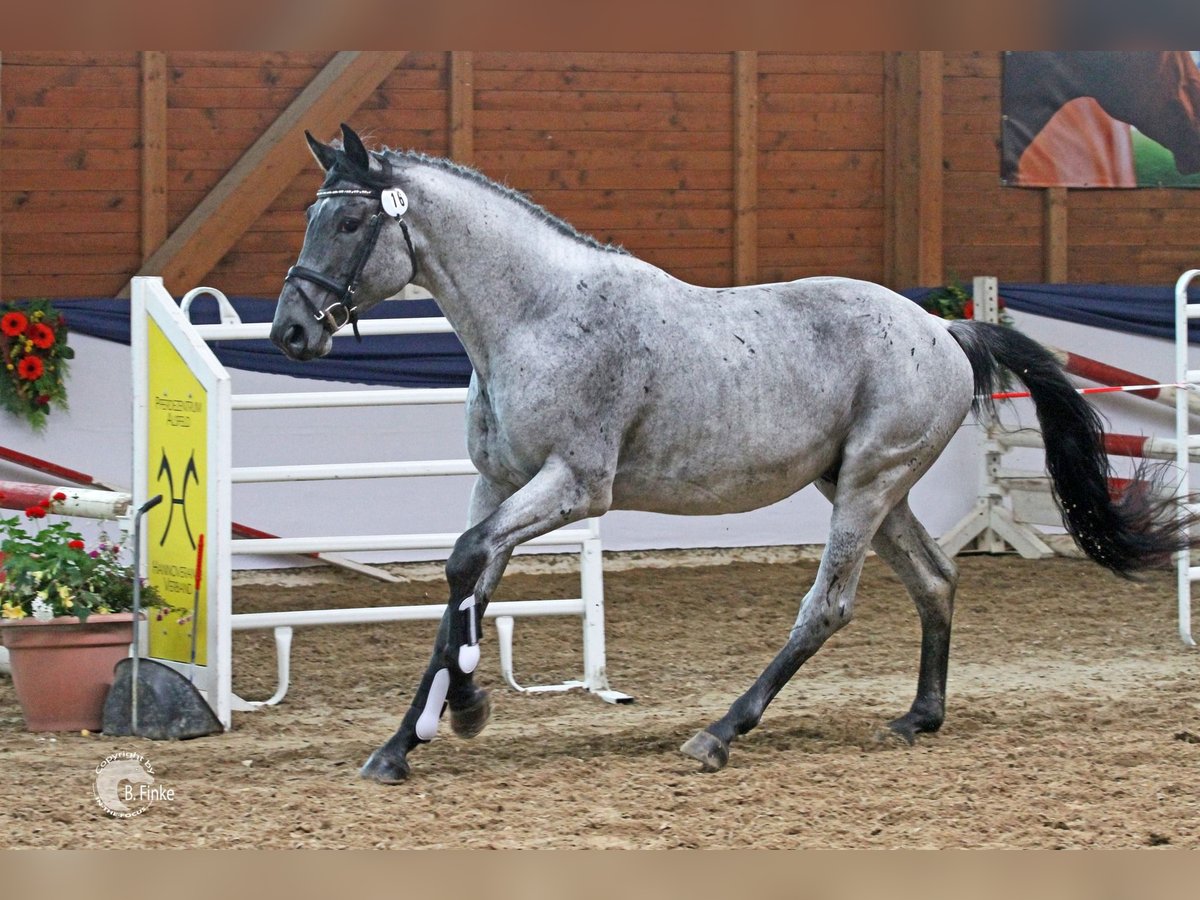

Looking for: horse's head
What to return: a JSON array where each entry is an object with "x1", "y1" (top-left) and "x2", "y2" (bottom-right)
[{"x1": 271, "y1": 124, "x2": 418, "y2": 361}]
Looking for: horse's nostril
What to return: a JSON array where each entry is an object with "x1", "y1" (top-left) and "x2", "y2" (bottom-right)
[{"x1": 285, "y1": 324, "x2": 305, "y2": 348}]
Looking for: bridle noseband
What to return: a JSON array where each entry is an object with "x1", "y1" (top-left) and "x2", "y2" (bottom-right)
[{"x1": 284, "y1": 184, "x2": 418, "y2": 340}]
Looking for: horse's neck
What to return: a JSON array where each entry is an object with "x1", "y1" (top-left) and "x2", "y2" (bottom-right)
[{"x1": 406, "y1": 168, "x2": 607, "y2": 377}]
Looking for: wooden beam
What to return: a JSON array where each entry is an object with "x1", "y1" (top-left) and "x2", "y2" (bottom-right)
[
  {"x1": 885, "y1": 51, "x2": 944, "y2": 289},
  {"x1": 140, "y1": 51, "x2": 168, "y2": 261},
  {"x1": 882, "y1": 52, "x2": 897, "y2": 287},
  {"x1": 1043, "y1": 187, "x2": 1068, "y2": 281},
  {"x1": 733, "y1": 50, "x2": 758, "y2": 286},
  {"x1": 120, "y1": 50, "x2": 407, "y2": 297},
  {"x1": 449, "y1": 51, "x2": 474, "y2": 164}
]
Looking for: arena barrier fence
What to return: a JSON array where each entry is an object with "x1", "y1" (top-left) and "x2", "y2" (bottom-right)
[{"x1": 131, "y1": 276, "x2": 630, "y2": 731}]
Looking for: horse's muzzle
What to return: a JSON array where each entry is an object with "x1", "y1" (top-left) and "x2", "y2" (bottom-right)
[{"x1": 270, "y1": 294, "x2": 333, "y2": 361}]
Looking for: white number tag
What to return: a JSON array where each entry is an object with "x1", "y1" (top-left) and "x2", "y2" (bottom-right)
[{"x1": 381, "y1": 188, "x2": 409, "y2": 218}]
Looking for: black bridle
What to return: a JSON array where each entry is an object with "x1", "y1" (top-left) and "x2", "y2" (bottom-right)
[{"x1": 284, "y1": 185, "x2": 418, "y2": 340}]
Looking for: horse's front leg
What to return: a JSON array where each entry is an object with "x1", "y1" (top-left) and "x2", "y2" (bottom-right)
[{"x1": 360, "y1": 460, "x2": 603, "y2": 784}]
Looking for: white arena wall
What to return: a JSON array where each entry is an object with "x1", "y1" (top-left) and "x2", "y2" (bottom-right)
[{"x1": 2, "y1": 300, "x2": 1196, "y2": 569}]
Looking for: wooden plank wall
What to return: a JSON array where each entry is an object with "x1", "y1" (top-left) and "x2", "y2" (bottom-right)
[
  {"x1": 471, "y1": 52, "x2": 735, "y2": 287},
  {"x1": 942, "y1": 50, "x2": 1200, "y2": 284},
  {"x1": 943, "y1": 51, "x2": 1044, "y2": 283},
  {"x1": 758, "y1": 52, "x2": 885, "y2": 284},
  {"x1": 3, "y1": 50, "x2": 1200, "y2": 300},
  {"x1": 1, "y1": 52, "x2": 143, "y2": 298}
]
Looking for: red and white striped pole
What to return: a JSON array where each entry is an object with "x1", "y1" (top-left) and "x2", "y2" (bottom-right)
[
  {"x1": 1045, "y1": 345, "x2": 1200, "y2": 416},
  {"x1": 0, "y1": 480, "x2": 131, "y2": 520}
]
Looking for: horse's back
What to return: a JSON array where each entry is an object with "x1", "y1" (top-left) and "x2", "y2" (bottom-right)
[{"x1": 602, "y1": 273, "x2": 975, "y2": 514}]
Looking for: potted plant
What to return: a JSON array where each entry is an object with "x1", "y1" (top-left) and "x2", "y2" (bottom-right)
[{"x1": 0, "y1": 492, "x2": 172, "y2": 731}]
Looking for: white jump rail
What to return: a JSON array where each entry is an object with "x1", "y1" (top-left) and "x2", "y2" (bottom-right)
[
  {"x1": 167, "y1": 284, "x2": 630, "y2": 724},
  {"x1": 1175, "y1": 269, "x2": 1200, "y2": 648}
]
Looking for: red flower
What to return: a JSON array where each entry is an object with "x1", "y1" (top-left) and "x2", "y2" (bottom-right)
[
  {"x1": 68, "y1": 539, "x2": 86, "y2": 550},
  {"x1": 28, "y1": 323, "x2": 55, "y2": 349},
  {"x1": 24, "y1": 506, "x2": 46, "y2": 519},
  {"x1": 38, "y1": 498, "x2": 53, "y2": 509},
  {"x1": 962, "y1": 300, "x2": 975, "y2": 320},
  {"x1": 53, "y1": 491, "x2": 67, "y2": 501},
  {"x1": 1, "y1": 311, "x2": 28, "y2": 337},
  {"x1": 16, "y1": 356, "x2": 44, "y2": 381}
]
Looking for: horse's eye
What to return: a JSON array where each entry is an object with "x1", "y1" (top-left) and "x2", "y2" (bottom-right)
[{"x1": 338, "y1": 218, "x2": 361, "y2": 234}]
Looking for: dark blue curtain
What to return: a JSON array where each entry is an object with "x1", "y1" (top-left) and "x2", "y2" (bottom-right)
[{"x1": 31, "y1": 282, "x2": 1200, "y2": 390}]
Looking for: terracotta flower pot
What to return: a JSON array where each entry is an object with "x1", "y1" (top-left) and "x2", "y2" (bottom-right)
[{"x1": 0, "y1": 612, "x2": 134, "y2": 732}]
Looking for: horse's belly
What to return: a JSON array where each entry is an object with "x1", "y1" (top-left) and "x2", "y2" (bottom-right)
[{"x1": 609, "y1": 439, "x2": 838, "y2": 515}]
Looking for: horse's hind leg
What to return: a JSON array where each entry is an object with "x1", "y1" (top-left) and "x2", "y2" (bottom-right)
[
  {"x1": 870, "y1": 497, "x2": 957, "y2": 744},
  {"x1": 681, "y1": 467, "x2": 910, "y2": 772}
]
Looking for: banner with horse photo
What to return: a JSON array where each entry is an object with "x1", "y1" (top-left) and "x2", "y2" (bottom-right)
[{"x1": 1001, "y1": 51, "x2": 1200, "y2": 188}]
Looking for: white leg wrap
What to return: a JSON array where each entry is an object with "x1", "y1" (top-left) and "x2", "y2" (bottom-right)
[
  {"x1": 458, "y1": 643, "x2": 480, "y2": 674},
  {"x1": 415, "y1": 667, "x2": 450, "y2": 741},
  {"x1": 458, "y1": 594, "x2": 480, "y2": 673}
]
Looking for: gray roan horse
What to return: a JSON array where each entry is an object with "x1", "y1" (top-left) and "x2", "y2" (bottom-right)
[{"x1": 272, "y1": 125, "x2": 1191, "y2": 784}]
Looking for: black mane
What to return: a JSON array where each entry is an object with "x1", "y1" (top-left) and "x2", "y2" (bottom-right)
[{"x1": 321, "y1": 144, "x2": 626, "y2": 255}]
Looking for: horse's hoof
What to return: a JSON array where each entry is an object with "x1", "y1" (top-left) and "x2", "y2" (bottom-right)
[
  {"x1": 449, "y1": 689, "x2": 492, "y2": 739},
  {"x1": 872, "y1": 722, "x2": 916, "y2": 748},
  {"x1": 680, "y1": 730, "x2": 730, "y2": 772},
  {"x1": 359, "y1": 749, "x2": 411, "y2": 784}
]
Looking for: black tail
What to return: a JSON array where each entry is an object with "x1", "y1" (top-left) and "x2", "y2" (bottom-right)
[{"x1": 947, "y1": 320, "x2": 1191, "y2": 577}]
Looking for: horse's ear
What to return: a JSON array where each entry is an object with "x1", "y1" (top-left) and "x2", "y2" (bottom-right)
[
  {"x1": 340, "y1": 123, "x2": 372, "y2": 172},
  {"x1": 305, "y1": 130, "x2": 339, "y2": 173}
]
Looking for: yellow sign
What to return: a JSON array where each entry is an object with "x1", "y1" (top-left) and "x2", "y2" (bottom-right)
[{"x1": 145, "y1": 317, "x2": 208, "y2": 665}]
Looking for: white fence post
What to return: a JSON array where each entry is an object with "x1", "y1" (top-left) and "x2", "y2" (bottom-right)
[{"x1": 1175, "y1": 269, "x2": 1200, "y2": 648}]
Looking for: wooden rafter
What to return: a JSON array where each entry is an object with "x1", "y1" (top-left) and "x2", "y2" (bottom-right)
[{"x1": 119, "y1": 50, "x2": 408, "y2": 297}]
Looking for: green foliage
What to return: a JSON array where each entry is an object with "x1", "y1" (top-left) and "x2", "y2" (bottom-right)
[
  {"x1": 917, "y1": 280, "x2": 1014, "y2": 326},
  {"x1": 0, "y1": 501, "x2": 169, "y2": 623}
]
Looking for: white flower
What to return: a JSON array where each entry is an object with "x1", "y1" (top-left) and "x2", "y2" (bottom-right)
[{"x1": 31, "y1": 598, "x2": 54, "y2": 622}]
